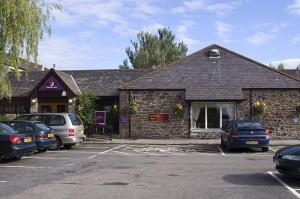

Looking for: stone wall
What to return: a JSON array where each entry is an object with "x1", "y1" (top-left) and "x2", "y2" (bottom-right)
[
  {"x1": 237, "y1": 89, "x2": 300, "y2": 139},
  {"x1": 119, "y1": 90, "x2": 189, "y2": 139}
]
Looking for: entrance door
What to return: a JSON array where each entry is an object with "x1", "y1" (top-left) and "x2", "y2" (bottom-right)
[{"x1": 38, "y1": 103, "x2": 68, "y2": 113}]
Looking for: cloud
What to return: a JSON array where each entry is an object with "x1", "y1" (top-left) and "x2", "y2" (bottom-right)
[
  {"x1": 287, "y1": 0, "x2": 300, "y2": 16},
  {"x1": 291, "y1": 34, "x2": 300, "y2": 44},
  {"x1": 247, "y1": 32, "x2": 275, "y2": 45},
  {"x1": 172, "y1": 0, "x2": 241, "y2": 16},
  {"x1": 176, "y1": 21, "x2": 199, "y2": 52},
  {"x1": 215, "y1": 21, "x2": 234, "y2": 43},
  {"x1": 247, "y1": 22, "x2": 288, "y2": 45},
  {"x1": 270, "y1": 58, "x2": 300, "y2": 69}
]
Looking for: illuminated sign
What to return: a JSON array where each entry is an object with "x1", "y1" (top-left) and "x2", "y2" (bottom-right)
[{"x1": 149, "y1": 113, "x2": 169, "y2": 121}]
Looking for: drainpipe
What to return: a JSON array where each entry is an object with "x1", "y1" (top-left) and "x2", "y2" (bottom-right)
[
  {"x1": 249, "y1": 89, "x2": 253, "y2": 119},
  {"x1": 188, "y1": 101, "x2": 191, "y2": 139},
  {"x1": 128, "y1": 91, "x2": 131, "y2": 138}
]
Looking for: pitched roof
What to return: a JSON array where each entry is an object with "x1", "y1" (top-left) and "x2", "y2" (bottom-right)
[
  {"x1": 282, "y1": 69, "x2": 300, "y2": 80},
  {"x1": 9, "y1": 71, "x2": 47, "y2": 97},
  {"x1": 64, "y1": 69, "x2": 152, "y2": 96},
  {"x1": 120, "y1": 44, "x2": 300, "y2": 100}
]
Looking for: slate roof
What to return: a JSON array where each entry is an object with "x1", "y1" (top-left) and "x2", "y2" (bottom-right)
[
  {"x1": 120, "y1": 44, "x2": 300, "y2": 100},
  {"x1": 282, "y1": 69, "x2": 300, "y2": 80},
  {"x1": 9, "y1": 71, "x2": 47, "y2": 97},
  {"x1": 64, "y1": 69, "x2": 152, "y2": 96}
]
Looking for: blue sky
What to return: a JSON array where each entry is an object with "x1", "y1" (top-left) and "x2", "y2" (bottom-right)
[{"x1": 39, "y1": 0, "x2": 300, "y2": 70}]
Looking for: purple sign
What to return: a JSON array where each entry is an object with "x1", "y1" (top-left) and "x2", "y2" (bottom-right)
[
  {"x1": 95, "y1": 111, "x2": 106, "y2": 125},
  {"x1": 39, "y1": 75, "x2": 65, "y2": 91},
  {"x1": 120, "y1": 116, "x2": 129, "y2": 124}
]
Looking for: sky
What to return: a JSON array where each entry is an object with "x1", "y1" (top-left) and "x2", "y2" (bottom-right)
[{"x1": 38, "y1": 0, "x2": 300, "y2": 70}]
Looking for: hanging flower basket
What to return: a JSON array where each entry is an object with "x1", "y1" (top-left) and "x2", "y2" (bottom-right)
[
  {"x1": 130, "y1": 102, "x2": 139, "y2": 114},
  {"x1": 252, "y1": 100, "x2": 267, "y2": 116},
  {"x1": 174, "y1": 103, "x2": 184, "y2": 117}
]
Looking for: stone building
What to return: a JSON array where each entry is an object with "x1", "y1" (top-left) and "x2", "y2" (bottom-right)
[
  {"x1": 1, "y1": 44, "x2": 300, "y2": 139},
  {"x1": 119, "y1": 44, "x2": 300, "y2": 139}
]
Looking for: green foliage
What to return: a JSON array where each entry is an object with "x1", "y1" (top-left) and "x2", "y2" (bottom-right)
[
  {"x1": 0, "y1": 0, "x2": 61, "y2": 99},
  {"x1": 124, "y1": 27, "x2": 188, "y2": 69},
  {"x1": 0, "y1": 114, "x2": 9, "y2": 121},
  {"x1": 277, "y1": 63, "x2": 285, "y2": 70},
  {"x1": 75, "y1": 91, "x2": 96, "y2": 126}
]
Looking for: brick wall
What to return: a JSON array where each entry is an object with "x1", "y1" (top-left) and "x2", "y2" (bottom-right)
[
  {"x1": 119, "y1": 90, "x2": 189, "y2": 139},
  {"x1": 237, "y1": 89, "x2": 300, "y2": 139}
]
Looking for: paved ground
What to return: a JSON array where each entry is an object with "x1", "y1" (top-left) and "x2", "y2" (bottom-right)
[{"x1": 0, "y1": 143, "x2": 299, "y2": 199}]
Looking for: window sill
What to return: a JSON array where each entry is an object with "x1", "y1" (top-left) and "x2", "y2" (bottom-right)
[{"x1": 190, "y1": 128, "x2": 223, "y2": 133}]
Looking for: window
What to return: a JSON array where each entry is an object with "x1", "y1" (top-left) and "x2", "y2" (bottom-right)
[
  {"x1": 46, "y1": 115, "x2": 66, "y2": 126},
  {"x1": 191, "y1": 103, "x2": 235, "y2": 130},
  {"x1": 68, "y1": 114, "x2": 82, "y2": 125}
]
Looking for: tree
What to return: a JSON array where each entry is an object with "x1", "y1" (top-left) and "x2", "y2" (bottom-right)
[
  {"x1": 277, "y1": 63, "x2": 285, "y2": 70},
  {"x1": 75, "y1": 91, "x2": 96, "y2": 134},
  {"x1": 0, "y1": 0, "x2": 61, "y2": 99},
  {"x1": 123, "y1": 27, "x2": 188, "y2": 69},
  {"x1": 296, "y1": 64, "x2": 300, "y2": 70}
]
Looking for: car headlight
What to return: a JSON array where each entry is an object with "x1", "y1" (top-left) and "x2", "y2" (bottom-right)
[{"x1": 282, "y1": 155, "x2": 300, "y2": 161}]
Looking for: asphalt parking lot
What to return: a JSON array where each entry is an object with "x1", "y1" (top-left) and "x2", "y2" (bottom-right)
[{"x1": 0, "y1": 143, "x2": 299, "y2": 199}]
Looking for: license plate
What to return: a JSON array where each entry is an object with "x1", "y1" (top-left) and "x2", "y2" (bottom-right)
[
  {"x1": 246, "y1": 141, "x2": 258, "y2": 145},
  {"x1": 24, "y1": 137, "x2": 32, "y2": 143},
  {"x1": 48, "y1": 133, "x2": 54, "y2": 138}
]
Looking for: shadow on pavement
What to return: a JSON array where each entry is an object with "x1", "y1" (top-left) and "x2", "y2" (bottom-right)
[{"x1": 223, "y1": 173, "x2": 280, "y2": 186}]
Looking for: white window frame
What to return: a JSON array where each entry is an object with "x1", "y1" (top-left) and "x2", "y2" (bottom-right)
[{"x1": 190, "y1": 102, "x2": 236, "y2": 132}]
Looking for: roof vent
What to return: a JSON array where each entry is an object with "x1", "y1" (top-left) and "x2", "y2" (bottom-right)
[{"x1": 209, "y1": 49, "x2": 220, "y2": 59}]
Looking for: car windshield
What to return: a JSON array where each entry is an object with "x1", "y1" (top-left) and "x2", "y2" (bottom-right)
[
  {"x1": 237, "y1": 121, "x2": 264, "y2": 129},
  {"x1": 35, "y1": 123, "x2": 51, "y2": 131},
  {"x1": 68, "y1": 113, "x2": 82, "y2": 125},
  {"x1": 0, "y1": 123, "x2": 16, "y2": 135}
]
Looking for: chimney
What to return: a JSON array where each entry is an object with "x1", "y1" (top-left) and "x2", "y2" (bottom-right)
[{"x1": 53, "y1": 64, "x2": 56, "y2": 70}]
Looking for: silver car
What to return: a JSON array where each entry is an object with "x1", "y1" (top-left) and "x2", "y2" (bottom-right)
[{"x1": 15, "y1": 113, "x2": 86, "y2": 150}]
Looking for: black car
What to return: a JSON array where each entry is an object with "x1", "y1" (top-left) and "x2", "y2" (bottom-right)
[
  {"x1": 0, "y1": 123, "x2": 35, "y2": 161},
  {"x1": 273, "y1": 145, "x2": 300, "y2": 177}
]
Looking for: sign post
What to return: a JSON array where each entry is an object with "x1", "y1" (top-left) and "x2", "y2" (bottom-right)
[{"x1": 95, "y1": 111, "x2": 106, "y2": 134}]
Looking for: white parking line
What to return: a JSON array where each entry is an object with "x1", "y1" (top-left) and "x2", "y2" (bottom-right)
[
  {"x1": 0, "y1": 165, "x2": 53, "y2": 169},
  {"x1": 88, "y1": 144, "x2": 126, "y2": 159},
  {"x1": 48, "y1": 151, "x2": 99, "y2": 154},
  {"x1": 0, "y1": 181, "x2": 7, "y2": 183},
  {"x1": 76, "y1": 146, "x2": 112, "y2": 149},
  {"x1": 268, "y1": 171, "x2": 300, "y2": 199},
  {"x1": 217, "y1": 146, "x2": 226, "y2": 156},
  {"x1": 64, "y1": 164, "x2": 74, "y2": 167},
  {"x1": 23, "y1": 156, "x2": 70, "y2": 160},
  {"x1": 269, "y1": 147, "x2": 276, "y2": 152}
]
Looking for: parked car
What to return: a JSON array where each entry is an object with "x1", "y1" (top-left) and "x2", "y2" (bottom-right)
[
  {"x1": 0, "y1": 123, "x2": 35, "y2": 161},
  {"x1": 221, "y1": 120, "x2": 271, "y2": 152},
  {"x1": 273, "y1": 145, "x2": 300, "y2": 177},
  {"x1": 15, "y1": 113, "x2": 85, "y2": 150},
  {"x1": 2, "y1": 121, "x2": 56, "y2": 152}
]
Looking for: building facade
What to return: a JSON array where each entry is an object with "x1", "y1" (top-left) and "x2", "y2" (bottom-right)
[{"x1": 1, "y1": 44, "x2": 300, "y2": 139}]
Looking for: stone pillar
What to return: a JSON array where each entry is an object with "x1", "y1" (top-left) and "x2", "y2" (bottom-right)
[
  {"x1": 68, "y1": 97, "x2": 76, "y2": 113},
  {"x1": 30, "y1": 98, "x2": 38, "y2": 113},
  {"x1": 119, "y1": 91, "x2": 130, "y2": 138}
]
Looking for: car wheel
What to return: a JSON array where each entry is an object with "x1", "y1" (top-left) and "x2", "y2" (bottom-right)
[
  {"x1": 0, "y1": 154, "x2": 2, "y2": 162},
  {"x1": 37, "y1": 149, "x2": 48, "y2": 153},
  {"x1": 49, "y1": 136, "x2": 62, "y2": 151},
  {"x1": 262, "y1": 147, "x2": 269, "y2": 152},
  {"x1": 227, "y1": 142, "x2": 232, "y2": 152},
  {"x1": 221, "y1": 139, "x2": 225, "y2": 147}
]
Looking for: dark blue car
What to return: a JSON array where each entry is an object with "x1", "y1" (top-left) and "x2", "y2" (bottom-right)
[
  {"x1": 221, "y1": 120, "x2": 270, "y2": 152},
  {"x1": 0, "y1": 123, "x2": 35, "y2": 161},
  {"x1": 273, "y1": 145, "x2": 300, "y2": 177},
  {"x1": 2, "y1": 121, "x2": 56, "y2": 152}
]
